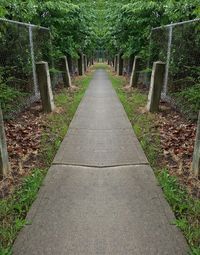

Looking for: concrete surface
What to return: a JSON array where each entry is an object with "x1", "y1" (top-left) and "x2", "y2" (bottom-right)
[
  {"x1": 53, "y1": 70, "x2": 148, "y2": 167},
  {"x1": 13, "y1": 69, "x2": 189, "y2": 255}
]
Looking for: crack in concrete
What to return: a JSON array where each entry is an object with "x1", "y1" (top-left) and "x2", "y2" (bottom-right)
[{"x1": 52, "y1": 162, "x2": 150, "y2": 169}]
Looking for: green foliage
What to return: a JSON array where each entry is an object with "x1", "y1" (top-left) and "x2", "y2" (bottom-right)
[
  {"x1": 101, "y1": 0, "x2": 200, "y2": 58},
  {"x1": 178, "y1": 84, "x2": 200, "y2": 108},
  {"x1": 0, "y1": 1, "x2": 97, "y2": 58},
  {"x1": 101, "y1": 0, "x2": 200, "y2": 118},
  {"x1": 1, "y1": 0, "x2": 200, "y2": 62},
  {"x1": 0, "y1": 84, "x2": 23, "y2": 110},
  {"x1": 0, "y1": 0, "x2": 97, "y2": 117},
  {"x1": 175, "y1": 84, "x2": 200, "y2": 120},
  {"x1": 0, "y1": 73, "x2": 27, "y2": 116}
]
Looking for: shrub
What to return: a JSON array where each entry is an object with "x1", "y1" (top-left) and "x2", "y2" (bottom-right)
[{"x1": 179, "y1": 84, "x2": 200, "y2": 105}]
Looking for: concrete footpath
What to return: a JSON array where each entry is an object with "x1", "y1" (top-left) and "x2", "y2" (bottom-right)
[{"x1": 13, "y1": 69, "x2": 189, "y2": 254}]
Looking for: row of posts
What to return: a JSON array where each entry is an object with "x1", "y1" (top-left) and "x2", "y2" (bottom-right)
[
  {"x1": 0, "y1": 52, "x2": 90, "y2": 178},
  {"x1": 0, "y1": 53, "x2": 199, "y2": 179},
  {"x1": 111, "y1": 54, "x2": 200, "y2": 179}
]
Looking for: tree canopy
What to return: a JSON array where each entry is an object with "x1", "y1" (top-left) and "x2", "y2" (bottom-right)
[
  {"x1": 100, "y1": 0, "x2": 200, "y2": 58},
  {"x1": 0, "y1": 0, "x2": 200, "y2": 58}
]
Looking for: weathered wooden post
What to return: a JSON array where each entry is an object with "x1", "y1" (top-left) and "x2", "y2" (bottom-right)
[
  {"x1": 147, "y1": 61, "x2": 165, "y2": 112},
  {"x1": 130, "y1": 56, "x2": 142, "y2": 87},
  {"x1": 60, "y1": 56, "x2": 72, "y2": 88},
  {"x1": 192, "y1": 111, "x2": 200, "y2": 178},
  {"x1": 0, "y1": 106, "x2": 10, "y2": 178},
  {"x1": 78, "y1": 53, "x2": 84, "y2": 76},
  {"x1": 36, "y1": 61, "x2": 55, "y2": 113},
  {"x1": 117, "y1": 53, "x2": 123, "y2": 76}
]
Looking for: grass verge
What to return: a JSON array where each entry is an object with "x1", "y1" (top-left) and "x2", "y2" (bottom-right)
[
  {"x1": 0, "y1": 72, "x2": 92, "y2": 254},
  {"x1": 109, "y1": 69, "x2": 200, "y2": 254}
]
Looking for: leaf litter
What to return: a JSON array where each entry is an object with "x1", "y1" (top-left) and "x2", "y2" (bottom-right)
[
  {"x1": 157, "y1": 102, "x2": 200, "y2": 198},
  {"x1": 0, "y1": 102, "x2": 45, "y2": 198}
]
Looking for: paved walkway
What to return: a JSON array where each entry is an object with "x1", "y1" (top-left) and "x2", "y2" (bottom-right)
[{"x1": 13, "y1": 69, "x2": 188, "y2": 254}]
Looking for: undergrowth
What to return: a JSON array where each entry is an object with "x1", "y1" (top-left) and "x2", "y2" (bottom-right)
[
  {"x1": 0, "y1": 83, "x2": 27, "y2": 119},
  {"x1": 174, "y1": 84, "x2": 200, "y2": 121}
]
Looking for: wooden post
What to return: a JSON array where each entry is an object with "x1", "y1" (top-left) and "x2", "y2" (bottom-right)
[
  {"x1": 0, "y1": 106, "x2": 10, "y2": 178},
  {"x1": 192, "y1": 111, "x2": 200, "y2": 178},
  {"x1": 36, "y1": 61, "x2": 55, "y2": 113},
  {"x1": 78, "y1": 53, "x2": 84, "y2": 76},
  {"x1": 130, "y1": 56, "x2": 142, "y2": 87},
  {"x1": 147, "y1": 61, "x2": 165, "y2": 112},
  {"x1": 117, "y1": 53, "x2": 123, "y2": 76},
  {"x1": 60, "y1": 56, "x2": 72, "y2": 88}
]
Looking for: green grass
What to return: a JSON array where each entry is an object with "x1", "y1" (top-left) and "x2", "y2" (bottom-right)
[
  {"x1": 109, "y1": 69, "x2": 200, "y2": 254},
  {"x1": 0, "y1": 73, "x2": 92, "y2": 254},
  {"x1": 158, "y1": 170, "x2": 200, "y2": 255},
  {"x1": 110, "y1": 73, "x2": 160, "y2": 167},
  {"x1": 0, "y1": 169, "x2": 45, "y2": 255}
]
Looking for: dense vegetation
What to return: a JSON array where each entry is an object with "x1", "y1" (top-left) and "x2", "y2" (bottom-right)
[
  {"x1": 99, "y1": 0, "x2": 200, "y2": 118},
  {"x1": 0, "y1": 1, "x2": 97, "y2": 58},
  {"x1": 1, "y1": 0, "x2": 199, "y2": 59},
  {"x1": 101, "y1": 0, "x2": 200, "y2": 57},
  {"x1": 0, "y1": 1, "x2": 200, "y2": 114},
  {"x1": 0, "y1": 0, "x2": 97, "y2": 116}
]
